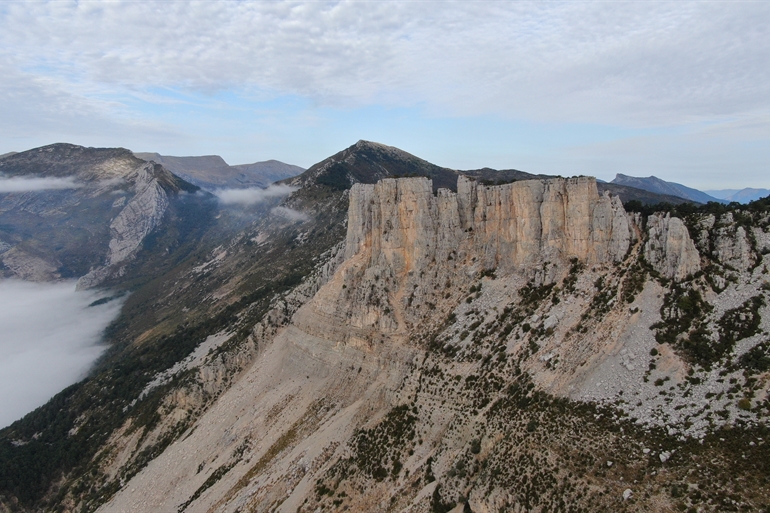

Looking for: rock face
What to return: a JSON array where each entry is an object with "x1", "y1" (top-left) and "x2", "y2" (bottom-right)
[
  {"x1": 714, "y1": 213, "x2": 755, "y2": 272},
  {"x1": 0, "y1": 143, "x2": 206, "y2": 287},
  {"x1": 346, "y1": 175, "x2": 631, "y2": 272},
  {"x1": 77, "y1": 163, "x2": 171, "y2": 288},
  {"x1": 297, "y1": 175, "x2": 632, "y2": 347},
  {"x1": 644, "y1": 213, "x2": 701, "y2": 280}
]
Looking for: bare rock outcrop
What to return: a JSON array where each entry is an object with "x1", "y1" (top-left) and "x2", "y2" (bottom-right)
[
  {"x1": 346, "y1": 175, "x2": 632, "y2": 273},
  {"x1": 77, "y1": 163, "x2": 171, "y2": 289},
  {"x1": 714, "y1": 213, "x2": 755, "y2": 271},
  {"x1": 297, "y1": 176, "x2": 634, "y2": 346},
  {"x1": 644, "y1": 213, "x2": 700, "y2": 280}
]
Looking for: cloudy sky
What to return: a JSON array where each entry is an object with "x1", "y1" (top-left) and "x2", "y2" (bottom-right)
[{"x1": 0, "y1": 1, "x2": 767, "y2": 188}]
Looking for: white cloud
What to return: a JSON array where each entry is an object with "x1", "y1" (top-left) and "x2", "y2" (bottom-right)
[
  {"x1": 0, "y1": 1, "x2": 767, "y2": 127},
  {"x1": 0, "y1": 1, "x2": 767, "y2": 187},
  {"x1": 0, "y1": 280, "x2": 124, "y2": 428},
  {"x1": 213, "y1": 184, "x2": 295, "y2": 206},
  {"x1": 271, "y1": 206, "x2": 309, "y2": 222},
  {"x1": 0, "y1": 175, "x2": 81, "y2": 192}
]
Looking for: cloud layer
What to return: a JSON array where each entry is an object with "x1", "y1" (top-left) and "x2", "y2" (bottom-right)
[
  {"x1": 214, "y1": 184, "x2": 295, "y2": 206},
  {"x1": 0, "y1": 280, "x2": 124, "y2": 428},
  {"x1": 0, "y1": 176, "x2": 80, "y2": 192},
  {"x1": 2, "y1": 1, "x2": 766, "y2": 126},
  {"x1": 0, "y1": 1, "x2": 767, "y2": 187}
]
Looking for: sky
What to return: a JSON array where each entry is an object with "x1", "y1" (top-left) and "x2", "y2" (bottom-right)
[
  {"x1": 0, "y1": 1, "x2": 768, "y2": 189},
  {"x1": 0, "y1": 280, "x2": 124, "y2": 428}
]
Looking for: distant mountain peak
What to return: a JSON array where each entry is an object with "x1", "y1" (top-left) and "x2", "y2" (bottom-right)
[
  {"x1": 611, "y1": 173, "x2": 724, "y2": 204},
  {"x1": 134, "y1": 152, "x2": 303, "y2": 191}
]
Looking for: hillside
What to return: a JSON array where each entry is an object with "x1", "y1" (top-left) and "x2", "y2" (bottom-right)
[{"x1": 0, "y1": 142, "x2": 768, "y2": 513}]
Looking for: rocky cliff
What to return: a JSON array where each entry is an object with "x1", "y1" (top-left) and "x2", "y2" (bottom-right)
[
  {"x1": 77, "y1": 162, "x2": 176, "y2": 288},
  {"x1": 346, "y1": 175, "x2": 631, "y2": 270},
  {"x1": 0, "y1": 144, "x2": 209, "y2": 288}
]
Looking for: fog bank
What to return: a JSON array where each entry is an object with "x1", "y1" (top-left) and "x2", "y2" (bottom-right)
[
  {"x1": 0, "y1": 280, "x2": 124, "y2": 428},
  {"x1": 214, "y1": 184, "x2": 294, "y2": 206},
  {"x1": 0, "y1": 176, "x2": 81, "y2": 192}
]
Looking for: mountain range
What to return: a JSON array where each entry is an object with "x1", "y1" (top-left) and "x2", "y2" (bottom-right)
[
  {"x1": 706, "y1": 188, "x2": 770, "y2": 204},
  {"x1": 132, "y1": 152, "x2": 304, "y2": 191},
  {"x1": 0, "y1": 141, "x2": 769, "y2": 512},
  {"x1": 610, "y1": 173, "x2": 726, "y2": 204}
]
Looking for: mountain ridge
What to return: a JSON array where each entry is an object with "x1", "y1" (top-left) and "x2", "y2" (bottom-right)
[
  {"x1": 134, "y1": 152, "x2": 304, "y2": 191},
  {"x1": 611, "y1": 173, "x2": 726, "y2": 204},
  {"x1": 706, "y1": 188, "x2": 770, "y2": 204}
]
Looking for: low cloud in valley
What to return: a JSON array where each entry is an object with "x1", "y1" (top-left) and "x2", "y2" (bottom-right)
[
  {"x1": 214, "y1": 184, "x2": 295, "y2": 206},
  {"x1": 0, "y1": 176, "x2": 81, "y2": 193},
  {"x1": 0, "y1": 280, "x2": 124, "y2": 428}
]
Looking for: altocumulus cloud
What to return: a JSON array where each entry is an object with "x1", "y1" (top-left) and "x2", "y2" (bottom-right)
[
  {"x1": 214, "y1": 184, "x2": 295, "y2": 206},
  {"x1": 1, "y1": 1, "x2": 768, "y2": 126},
  {"x1": 0, "y1": 176, "x2": 81, "y2": 193},
  {"x1": 0, "y1": 280, "x2": 124, "y2": 428}
]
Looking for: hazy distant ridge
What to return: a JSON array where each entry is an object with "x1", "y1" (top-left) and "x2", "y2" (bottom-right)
[
  {"x1": 611, "y1": 173, "x2": 726, "y2": 204},
  {"x1": 705, "y1": 188, "x2": 770, "y2": 204},
  {"x1": 134, "y1": 152, "x2": 304, "y2": 191}
]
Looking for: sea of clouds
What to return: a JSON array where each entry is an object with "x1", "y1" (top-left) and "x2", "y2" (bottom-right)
[{"x1": 0, "y1": 280, "x2": 124, "y2": 428}]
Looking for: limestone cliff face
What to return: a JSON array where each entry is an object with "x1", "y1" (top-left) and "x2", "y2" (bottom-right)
[
  {"x1": 644, "y1": 213, "x2": 701, "y2": 280},
  {"x1": 713, "y1": 213, "x2": 755, "y2": 272},
  {"x1": 346, "y1": 175, "x2": 632, "y2": 273},
  {"x1": 77, "y1": 163, "x2": 173, "y2": 289},
  {"x1": 296, "y1": 176, "x2": 633, "y2": 346}
]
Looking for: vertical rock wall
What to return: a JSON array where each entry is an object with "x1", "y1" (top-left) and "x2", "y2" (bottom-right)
[
  {"x1": 345, "y1": 175, "x2": 632, "y2": 276},
  {"x1": 644, "y1": 213, "x2": 701, "y2": 280}
]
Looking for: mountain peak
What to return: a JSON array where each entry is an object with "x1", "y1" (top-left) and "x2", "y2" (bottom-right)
[
  {"x1": 611, "y1": 173, "x2": 724, "y2": 204},
  {"x1": 291, "y1": 140, "x2": 459, "y2": 192}
]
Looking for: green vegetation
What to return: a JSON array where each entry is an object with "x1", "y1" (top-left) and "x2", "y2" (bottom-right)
[
  {"x1": 718, "y1": 295, "x2": 765, "y2": 349},
  {"x1": 350, "y1": 404, "x2": 417, "y2": 481}
]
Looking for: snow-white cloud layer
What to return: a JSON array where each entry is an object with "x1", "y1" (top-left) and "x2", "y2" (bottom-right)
[
  {"x1": 0, "y1": 280, "x2": 124, "y2": 428},
  {"x1": 0, "y1": 176, "x2": 81, "y2": 192},
  {"x1": 214, "y1": 184, "x2": 295, "y2": 206}
]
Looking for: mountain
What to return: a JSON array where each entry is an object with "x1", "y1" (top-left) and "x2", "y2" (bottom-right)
[
  {"x1": 134, "y1": 152, "x2": 304, "y2": 191},
  {"x1": 1, "y1": 141, "x2": 769, "y2": 512},
  {"x1": 0, "y1": 143, "x2": 214, "y2": 287},
  {"x1": 706, "y1": 188, "x2": 770, "y2": 204},
  {"x1": 294, "y1": 140, "x2": 690, "y2": 205},
  {"x1": 232, "y1": 160, "x2": 305, "y2": 186},
  {"x1": 611, "y1": 173, "x2": 726, "y2": 204}
]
